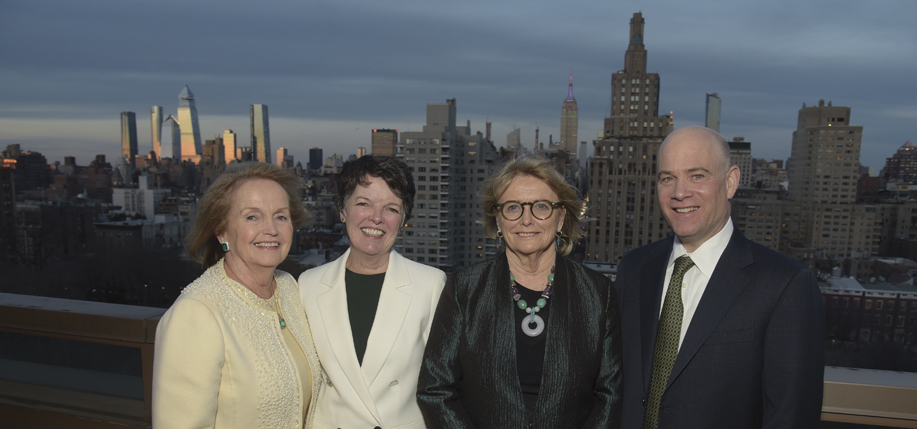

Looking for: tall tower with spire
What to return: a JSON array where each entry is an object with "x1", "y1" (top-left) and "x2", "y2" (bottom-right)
[
  {"x1": 605, "y1": 12, "x2": 670, "y2": 137},
  {"x1": 560, "y1": 71, "x2": 578, "y2": 155},
  {"x1": 585, "y1": 12, "x2": 674, "y2": 264},
  {"x1": 177, "y1": 85, "x2": 203, "y2": 162}
]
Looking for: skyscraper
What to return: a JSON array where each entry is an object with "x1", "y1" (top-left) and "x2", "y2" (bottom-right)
[
  {"x1": 882, "y1": 141, "x2": 917, "y2": 183},
  {"x1": 309, "y1": 147, "x2": 323, "y2": 172},
  {"x1": 585, "y1": 12, "x2": 674, "y2": 264},
  {"x1": 120, "y1": 112, "x2": 138, "y2": 167},
  {"x1": 397, "y1": 99, "x2": 499, "y2": 271},
  {"x1": 506, "y1": 128, "x2": 521, "y2": 150},
  {"x1": 151, "y1": 106, "x2": 163, "y2": 159},
  {"x1": 560, "y1": 72, "x2": 578, "y2": 155},
  {"x1": 579, "y1": 140, "x2": 588, "y2": 168},
  {"x1": 371, "y1": 129, "x2": 398, "y2": 155},
  {"x1": 202, "y1": 139, "x2": 225, "y2": 166},
  {"x1": 0, "y1": 164, "x2": 14, "y2": 259},
  {"x1": 161, "y1": 115, "x2": 181, "y2": 159},
  {"x1": 276, "y1": 147, "x2": 287, "y2": 167},
  {"x1": 251, "y1": 104, "x2": 271, "y2": 164},
  {"x1": 222, "y1": 129, "x2": 237, "y2": 164},
  {"x1": 786, "y1": 99, "x2": 874, "y2": 257},
  {"x1": 177, "y1": 85, "x2": 203, "y2": 161},
  {"x1": 788, "y1": 100, "x2": 861, "y2": 204},
  {"x1": 705, "y1": 92, "x2": 721, "y2": 132},
  {"x1": 604, "y1": 13, "x2": 668, "y2": 138},
  {"x1": 728, "y1": 137, "x2": 752, "y2": 187}
]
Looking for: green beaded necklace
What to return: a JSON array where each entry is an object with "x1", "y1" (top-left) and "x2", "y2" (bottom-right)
[{"x1": 510, "y1": 265, "x2": 555, "y2": 337}]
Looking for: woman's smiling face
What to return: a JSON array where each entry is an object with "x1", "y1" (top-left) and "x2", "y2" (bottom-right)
[
  {"x1": 219, "y1": 178, "x2": 293, "y2": 273},
  {"x1": 342, "y1": 175, "x2": 405, "y2": 263},
  {"x1": 496, "y1": 174, "x2": 564, "y2": 259}
]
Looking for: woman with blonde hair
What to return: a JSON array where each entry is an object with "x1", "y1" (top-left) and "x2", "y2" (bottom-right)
[{"x1": 418, "y1": 155, "x2": 622, "y2": 428}]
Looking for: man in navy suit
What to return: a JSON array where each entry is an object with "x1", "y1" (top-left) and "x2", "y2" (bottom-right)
[{"x1": 616, "y1": 126, "x2": 825, "y2": 428}]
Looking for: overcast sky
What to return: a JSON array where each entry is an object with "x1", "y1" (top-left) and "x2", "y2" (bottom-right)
[{"x1": 1, "y1": 0, "x2": 914, "y2": 171}]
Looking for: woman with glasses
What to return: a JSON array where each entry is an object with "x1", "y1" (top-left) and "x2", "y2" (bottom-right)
[{"x1": 417, "y1": 155, "x2": 623, "y2": 428}]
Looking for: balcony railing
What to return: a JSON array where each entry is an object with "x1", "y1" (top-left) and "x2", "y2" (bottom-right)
[
  {"x1": 2, "y1": 292, "x2": 917, "y2": 428},
  {"x1": 822, "y1": 366, "x2": 917, "y2": 427},
  {"x1": 0, "y1": 293, "x2": 164, "y2": 428}
]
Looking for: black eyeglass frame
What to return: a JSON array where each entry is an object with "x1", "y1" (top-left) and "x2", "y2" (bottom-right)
[{"x1": 494, "y1": 200, "x2": 562, "y2": 221}]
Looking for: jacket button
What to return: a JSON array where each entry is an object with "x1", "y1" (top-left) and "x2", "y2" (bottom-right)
[
  {"x1": 326, "y1": 379, "x2": 333, "y2": 387},
  {"x1": 642, "y1": 398, "x2": 646, "y2": 407},
  {"x1": 389, "y1": 380, "x2": 399, "y2": 386}
]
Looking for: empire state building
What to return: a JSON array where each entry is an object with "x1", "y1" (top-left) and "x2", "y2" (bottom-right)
[{"x1": 560, "y1": 72, "x2": 578, "y2": 155}]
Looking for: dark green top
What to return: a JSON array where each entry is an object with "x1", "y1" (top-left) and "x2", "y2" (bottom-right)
[{"x1": 345, "y1": 269, "x2": 386, "y2": 366}]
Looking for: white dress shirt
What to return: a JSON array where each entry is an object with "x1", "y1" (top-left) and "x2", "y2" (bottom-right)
[{"x1": 659, "y1": 219, "x2": 734, "y2": 348}]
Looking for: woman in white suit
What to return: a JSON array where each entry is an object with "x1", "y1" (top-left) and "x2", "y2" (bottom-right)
[{"x1": 299, "y1": 155, "x2": 446, "y2": 428}]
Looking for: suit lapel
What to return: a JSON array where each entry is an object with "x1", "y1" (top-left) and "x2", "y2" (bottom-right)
[
  {"x1": 494, "y1": 255, "x2": 527, "y2": 416},
  {"x1": 666, "y1": 231, "x2": 752, "y2": 389},
  {"x1": 640, "y1": 240, "x2": 673, "y2": 393},
  {"x1": 537, "y1": 255, "x2": 567, "y2": 412},
  {"x1": 314, "y1": 249, "x2": 383, "y2": 423},
  {"x1": 360, "y1": 251, "x2": 413, "y2": 386}
]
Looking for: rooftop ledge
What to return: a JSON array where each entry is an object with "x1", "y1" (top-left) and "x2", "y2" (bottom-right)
[
  {"x1": 822, "y1": 366, "x2": 917, "y2": 427},
  {"x1": 0, "y1": 293, "x2": 165, "y2": 343},
  {"x1": 1, "y1": 293, "x2": 916, "y2": 428}
]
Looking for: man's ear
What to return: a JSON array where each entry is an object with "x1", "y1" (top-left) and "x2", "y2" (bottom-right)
[{"x1": 726, "y1": 166, "x2": 740, "y2": 199}]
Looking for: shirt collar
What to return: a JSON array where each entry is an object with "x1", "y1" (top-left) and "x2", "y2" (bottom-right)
[{"x1": 669, "y1": 219, "x2": 734, "y2": 278}]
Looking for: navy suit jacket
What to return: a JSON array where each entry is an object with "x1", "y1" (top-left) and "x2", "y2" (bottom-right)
[{"x1": 615, "y1": 229, "x2": 825, "y2": 428}]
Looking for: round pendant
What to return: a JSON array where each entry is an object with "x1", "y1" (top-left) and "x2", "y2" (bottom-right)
[{"x1": 521, "y1": 313, "x2": 545, "y2": 337}]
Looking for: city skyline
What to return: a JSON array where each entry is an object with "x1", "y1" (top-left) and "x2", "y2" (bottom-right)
[{"x1": 1, "y1": 0, "x2": 914, "y2": 171}]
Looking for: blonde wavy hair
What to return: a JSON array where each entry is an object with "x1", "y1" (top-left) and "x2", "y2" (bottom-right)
[{"x1": 481, "y1": 155, "x2": 580, "y2": 255}]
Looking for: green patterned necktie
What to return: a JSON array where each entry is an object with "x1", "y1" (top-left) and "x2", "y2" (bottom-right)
[{"x1": 643, "y1": 255, "x2": 695, "y2": 429}]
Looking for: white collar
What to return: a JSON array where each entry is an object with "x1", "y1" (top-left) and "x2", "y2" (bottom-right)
[{"x1": 670, "y1": 219, "x2": 734, "y2": 278}]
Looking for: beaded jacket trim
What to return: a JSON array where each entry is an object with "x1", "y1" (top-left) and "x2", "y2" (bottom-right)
[{"x1": 179, "y1": 260, "x2": 323, "y2": 428}]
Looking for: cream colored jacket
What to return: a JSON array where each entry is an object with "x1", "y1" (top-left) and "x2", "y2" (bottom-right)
[
  {"x1": 153, "y1": 260, "x2": 322, "y2": 428},
  {"x1": 299, "y1": 249, "x2": 446, "y2": 429}
]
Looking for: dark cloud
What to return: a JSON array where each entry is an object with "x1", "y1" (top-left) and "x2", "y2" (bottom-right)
[{"x1": 1, "y1": 0, "x2": 914, "y2": 169}]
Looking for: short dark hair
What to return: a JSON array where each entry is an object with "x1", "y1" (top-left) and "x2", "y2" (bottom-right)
[
  {"x1": 337, "y1": 155, "x2": 415, "y2": 223},
  {"x1": 481, "y1": 155, "x2": 581, "y2": 255},
  {"x1": 185, "y1": 162, "x2": 310, "y2": 268}
]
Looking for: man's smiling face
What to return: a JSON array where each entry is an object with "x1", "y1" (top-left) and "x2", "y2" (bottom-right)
[{"x1": 656, "y1": 126, "x2": 739, "y2": 253}]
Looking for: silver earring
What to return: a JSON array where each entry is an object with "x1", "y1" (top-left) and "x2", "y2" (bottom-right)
[
  {"x1": 221, "y1": 241, "x2": 230, "y2": 252},
  {"x1": 497, "y1": 231, "x2": 504, "y2": 248}
]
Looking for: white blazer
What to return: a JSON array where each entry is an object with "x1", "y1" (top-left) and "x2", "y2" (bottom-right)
[{"x1": 299, "y1": 249, "x2": 446, "y2": 429}]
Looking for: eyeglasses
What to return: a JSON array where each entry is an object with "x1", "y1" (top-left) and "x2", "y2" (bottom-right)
[{"x1": 495, "y1": 200, "x2": 562, "y2": 221}]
